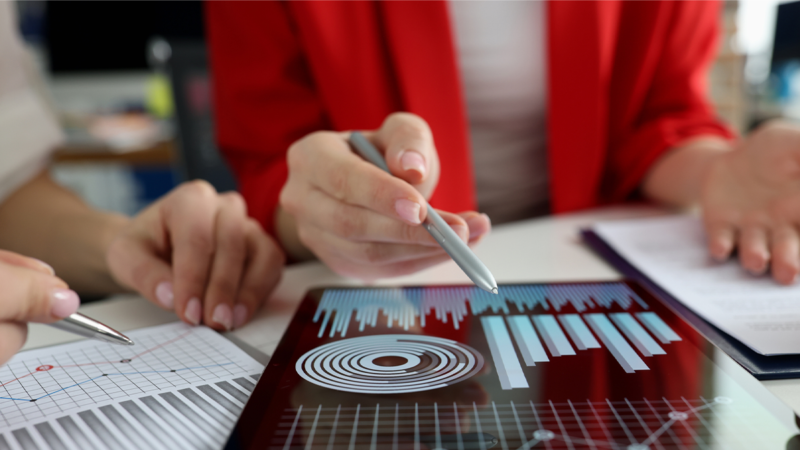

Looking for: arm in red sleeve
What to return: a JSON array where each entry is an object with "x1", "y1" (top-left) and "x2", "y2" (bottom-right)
[
  {"x1": 205, "y1": 1, "x2": 329, "y2": 238},
  {"x1": 604, "y1": 0, "x2": 735, "y2": 202}
]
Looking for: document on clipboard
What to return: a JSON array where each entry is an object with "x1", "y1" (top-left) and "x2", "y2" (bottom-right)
[{"x1": 593, "y1": 215, "x2": 800, "y2": 356}]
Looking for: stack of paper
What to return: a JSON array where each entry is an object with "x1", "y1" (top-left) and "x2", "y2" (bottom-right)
[{"x1": 594, "y1": 216, "x2": 800, "y2": 356}]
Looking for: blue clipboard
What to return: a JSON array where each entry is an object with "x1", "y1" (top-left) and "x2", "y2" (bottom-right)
[{"x1": 582, "y1": 228, "x2": 800, "y2": 380}]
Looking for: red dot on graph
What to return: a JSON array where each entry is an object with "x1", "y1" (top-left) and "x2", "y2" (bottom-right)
[{"x1": 36, "y1": 365, "x2": 54, "y2": 372}]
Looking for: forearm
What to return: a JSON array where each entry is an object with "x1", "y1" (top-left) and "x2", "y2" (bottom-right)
[
  {"x1": 641, "y1": 136, "x2": 734, "y2": 207},
  {"x1": 0, "y1": 171, "x2": 130, "y2": 294}
]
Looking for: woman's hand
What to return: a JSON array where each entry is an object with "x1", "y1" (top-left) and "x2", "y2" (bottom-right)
[
  {"x1": 106, "y1": 181, "x2": 285, "y2": 330},
  {"x1": 278, "y1": 112, "x2": 491, "y2": 280},
  {"x1": 702, "y1": 120, "x2": 800, "y2": 284},
  {"x1": 0, "y1": 250, "x2": 80, "y2": 365}
]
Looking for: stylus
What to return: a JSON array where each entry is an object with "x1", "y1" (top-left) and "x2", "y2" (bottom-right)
[
  {"x1": 49, "y1": 313, "x2": 135, "y2": 346},
  {"x1": 349, "y1": 131, "x2": 499, "y2": 294}
]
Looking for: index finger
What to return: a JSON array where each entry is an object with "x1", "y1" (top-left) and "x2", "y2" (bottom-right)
[
  {"x1": 288, "y1": 132, "x2": 428, "y2": 225},
  {"x1": 163, "y1": 180, "x2": 219, "y2": 325}
]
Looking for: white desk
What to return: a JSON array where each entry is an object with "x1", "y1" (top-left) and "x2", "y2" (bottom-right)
[{"x1": 23, "y1": 206, "x2": 800, "y2": 417}]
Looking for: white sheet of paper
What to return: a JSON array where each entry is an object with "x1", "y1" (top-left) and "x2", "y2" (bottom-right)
[
  {"x1": 0, "y1": 322, "x2": 264, "y2": 450},
  {"x1": 594, "y1": 215, "x2": 800, "y2": 356}
]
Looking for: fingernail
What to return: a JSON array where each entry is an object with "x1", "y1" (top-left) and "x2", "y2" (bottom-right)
[
  {"x1": 212, "y1": 304, "x2": 233, "y2": 331},
  {"x1": 451, "y1": 224, "x2": 469, "y2": 242},
  {"x1": 233, "y1": 304, "x2": 248, "y2": 329},
  {"x1": 395, "y1": 199, "x2": 422, "y2": 224},
  {"x1": 400, "y1": 151, "x2": 426, "y2": 178},
  {"x1": 50, "y1": 288, "x2": 80, "y2": 319},
  {"x1": 32, "y1": 259, "x2": 55, "y2": 276},
  {"x1": 155, "y1": 281, "x2": 174, "y2": 309},
  {"x1": 185, "y1": 298, "x2": 201, "y2": 325}
]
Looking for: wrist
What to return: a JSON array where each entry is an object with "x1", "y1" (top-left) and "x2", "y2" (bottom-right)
[{"x1": 643, "y1": 136, "x2": 733, "y2": 206}]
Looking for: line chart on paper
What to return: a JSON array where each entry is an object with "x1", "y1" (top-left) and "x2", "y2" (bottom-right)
[{"x1": 0, "y1": 322, "x2": 264, "y2": 450}]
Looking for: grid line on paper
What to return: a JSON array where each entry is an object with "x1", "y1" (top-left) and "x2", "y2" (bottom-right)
[{"x1": 0, "y1": 324, "x2": 263, "y2": 430}]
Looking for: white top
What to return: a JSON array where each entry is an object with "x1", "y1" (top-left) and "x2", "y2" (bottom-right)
[
  {"x1": 448, "y1": 0, "x2": 549, "y2": 224},
  {"x1": 0, "y1": 2, "x2": 62, "y2": 203}
]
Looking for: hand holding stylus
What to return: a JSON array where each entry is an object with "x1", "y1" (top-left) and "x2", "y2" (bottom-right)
[{"x1": 278, "y1": 113, "x2": 492, "y2": 280}]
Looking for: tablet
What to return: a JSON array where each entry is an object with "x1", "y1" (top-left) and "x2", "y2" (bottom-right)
[{"x1": 225, "y1": 281, "x2": 799, "y2": 449}]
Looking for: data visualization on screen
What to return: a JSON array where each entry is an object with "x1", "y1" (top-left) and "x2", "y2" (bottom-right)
[{"x1": 227, "y1": 282, "x2": 798, "y2": 450}]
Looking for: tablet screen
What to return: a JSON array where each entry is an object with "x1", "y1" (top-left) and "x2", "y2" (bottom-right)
[{"x1": 225, "y1": 281, "x2": 798, "y2": 449}]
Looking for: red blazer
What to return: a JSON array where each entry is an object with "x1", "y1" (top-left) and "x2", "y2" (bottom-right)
[{"x1": 206, "y1": 1, "x2": 733, "y2": 237}]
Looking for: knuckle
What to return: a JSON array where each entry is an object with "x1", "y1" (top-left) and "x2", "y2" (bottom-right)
[
  {"x1": 181, "y1": 179, "x2": 218, "y2": 200},
  {"x1": 23, "y1": 275, "x2": 62, "y2": 319},
  {"x1": 391, "y1": 112, "x2": 431, "y2": 137},
  {"x1": 278, "y1": 184, "x2": 298, "y2": 214},
  {"x1": 330, "y1": 204, "x2": 362, "y2": 240},
  {"x1": 127, "y1": 260, "x2": 154, "y2": 294},
  {"x1": 288, "y1": 131, "x2": 337, "y2": 172},
  {"x1": 400, "y1": 222, "x2": 418, "y2": 243},
  {"x1": 209, "y1": 277, "x2": 238, "y2": 298},
  {"x1": 220, "y1": 191, "x2": 247, "y2": 212},
  {"x1": 356, "y1": 242, "x2": 386, "y2": 265},
  {"x1": 327, "y1": 169, "x2": 351, "y2": 201},
  {"x1": 185, "y1": 229, "x2": 215, "y2": 255}
]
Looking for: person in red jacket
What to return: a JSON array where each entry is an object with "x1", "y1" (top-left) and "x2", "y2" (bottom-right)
[{"x1": 207, "y1": 1, "x2": 800, "y2": 285}]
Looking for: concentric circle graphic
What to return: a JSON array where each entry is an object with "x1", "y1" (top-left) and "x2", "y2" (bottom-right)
[{"x1": 296, "y1": 335, "x2": 484, "y2": 394}]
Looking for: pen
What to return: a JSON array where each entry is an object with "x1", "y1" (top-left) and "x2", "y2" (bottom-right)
[
  {"x1": 348, "y1": 131, "x2": 499, "y2": 294},
  {"x1": 49, "y1": 313, "x2": 135, "y2": 346}
]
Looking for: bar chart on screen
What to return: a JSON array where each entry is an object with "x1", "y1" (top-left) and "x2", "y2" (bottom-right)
[
  {"x1": 0, "y1": 322, "x2": 264, "y2": 450},
  {"x1": 312, "y1": 283, "x2": 682, "y2": 389},
  {"x1": 314, "y1": 283, "x2": 648, "y2": 337}
]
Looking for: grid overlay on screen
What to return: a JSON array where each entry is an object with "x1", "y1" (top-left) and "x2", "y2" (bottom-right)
[{"x1": 273, "y1": 397, "x2": 787, "y2": 450}]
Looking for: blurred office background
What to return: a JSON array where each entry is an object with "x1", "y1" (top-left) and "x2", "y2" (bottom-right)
[{"x1": 11, "y1": 0, "x2": 800, "y2": 216}]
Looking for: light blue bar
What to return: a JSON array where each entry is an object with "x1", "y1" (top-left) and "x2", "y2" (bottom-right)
[
  {"x1": 635, "y1": 312, "x2": 682, "y2": 344},
  {"x1": 558, "y1": 314, "x2": 600, "y2": 350},
  {"x1": 481, "y1": 316, "x2": 528, "y2": 389},
  {"x1": 584, "y1": 313, "x2": 648, "y2": 373},
  {"x1": 507, "y1": 316, "x2": 548, "y2": 365},
  {"x1": 610, "y1": 313, "x2": 665, "y2": 357},
  {"x1": 532, "y1": 315, "x2": 575, "y2": 357}
]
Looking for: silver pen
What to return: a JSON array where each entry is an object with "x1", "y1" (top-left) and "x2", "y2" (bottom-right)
[
  {"x1": 49, "y1": 313, "x2": 134, "y2": 346},
  {"x1": 349, "y1": 131, "x2": 499, "y2": 294}
]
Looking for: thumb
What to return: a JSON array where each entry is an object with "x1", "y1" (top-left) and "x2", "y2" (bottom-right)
[
  {"x1": 374, "y1": 113, "x2": 439, "y2": 188},
  {"x1": 0, "y1": 261, "x2": 79, "y2": 324}
]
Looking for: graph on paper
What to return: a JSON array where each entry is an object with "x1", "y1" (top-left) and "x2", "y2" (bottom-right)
[{"x1": 0, "y1": 322, "x2": 264, "y2": 450}]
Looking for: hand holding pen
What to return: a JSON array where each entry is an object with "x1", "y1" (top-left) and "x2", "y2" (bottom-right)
[
  {"x1": 278, "y1": 113, "x2": 493, "y2": 282},
  {"x1": 0, "y1": 250, "x2": 131, "y2": 367}
]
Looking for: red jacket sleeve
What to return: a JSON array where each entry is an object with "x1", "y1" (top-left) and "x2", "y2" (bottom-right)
[
  {"x1": 604, "y1": 0, "x2": 735, "y2": 202},
  {"x1": 205, "y1": 1, "x2": 329, "y2": 237}
]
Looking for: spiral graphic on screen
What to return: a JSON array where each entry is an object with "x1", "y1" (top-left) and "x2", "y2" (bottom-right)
[{"x1": 295, "y1": 335, "x2": 484, "y2": 394}]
